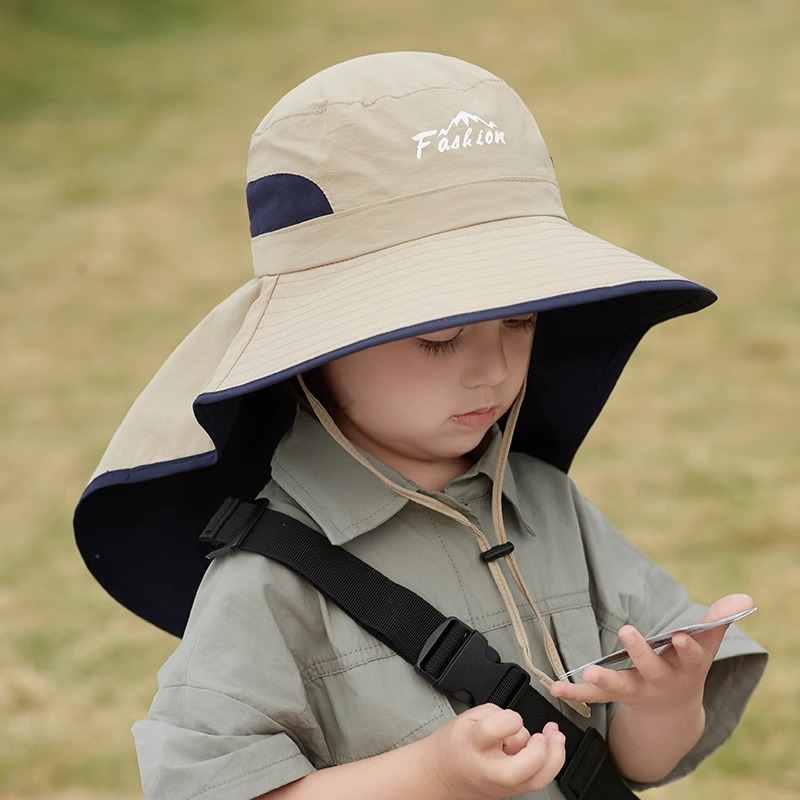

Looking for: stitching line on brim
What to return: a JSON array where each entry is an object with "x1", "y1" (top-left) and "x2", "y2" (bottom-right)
[
  {"x1": 237, "y1": 242, "x2": 675, "y2": 360},
  {"x1": 229, "y1": 277, "x2": 684, "y2": 380}
]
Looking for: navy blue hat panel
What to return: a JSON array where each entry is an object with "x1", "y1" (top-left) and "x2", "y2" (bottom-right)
[{"x1": 247, "y1": 173, "x2": 334, "y2": 237}]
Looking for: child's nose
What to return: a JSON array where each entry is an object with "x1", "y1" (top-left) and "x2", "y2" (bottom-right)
[{"x1": 462, "y1": 329, "x2": 509, "y2": 387}]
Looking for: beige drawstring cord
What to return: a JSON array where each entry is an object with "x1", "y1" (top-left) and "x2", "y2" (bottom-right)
[
  {"x1": 487, "y1": 377, "x2": 588, "y2": 716},
  {"x1": 491, "y1": 376, "x2": 569, "y2": 680},
  {"x1": 296, "y1": 332, "x2": 590, "y2": 718}
]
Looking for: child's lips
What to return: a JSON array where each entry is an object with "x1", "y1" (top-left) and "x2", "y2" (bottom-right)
[{"x1": 450, "y1": 406, "x2": 498, "y2": 428}]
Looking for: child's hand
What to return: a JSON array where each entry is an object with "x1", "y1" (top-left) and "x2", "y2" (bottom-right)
[
  {"x1": 422, "y1": 704, "x2": 566, "y2": 799},
  {"x1": 549, "y1": 593, "x2": 753, "y2": 712},
  {"x1": 549, "y1": 593, "x2": 754, "y2": 783}
]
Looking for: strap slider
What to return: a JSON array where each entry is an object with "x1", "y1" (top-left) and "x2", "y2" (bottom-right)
[
  {"x1": 559, "y1": 726, "x2": 610, "y2": 800},
  {"x1": 479, "y1": 542, "x2": 515, "y2": 562},
  {"x1": 415, "y1": 617, "x2": 529, "y2": 707},
  {"x1": 200, "y1": 498, "x2": 269, "y2": 560}
]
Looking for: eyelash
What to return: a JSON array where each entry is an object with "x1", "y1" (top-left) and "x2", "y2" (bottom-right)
[
  {"x1": 506, "y1": 316, "x2": 537, "y2": 333},
  {"x1": 415, "y1": 316, "x2": 536, "y2": 356},
  {"x1": 416, "y1": 337, "x2": 460, "y2": 356}
]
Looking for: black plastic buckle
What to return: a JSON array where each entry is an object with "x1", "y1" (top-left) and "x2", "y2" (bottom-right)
[
  {"x1": 200, "y1": 497, "x2": 269, "y2": 560},
  {"x1": 559, "y1": 727, "x2": 609, "y2": 800},
  {"x1": 414, "y1": 617, "x2": 529, "y2": 707}
]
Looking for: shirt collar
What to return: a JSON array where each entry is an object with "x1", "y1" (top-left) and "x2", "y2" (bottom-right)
[{"x1": 270, "y1": 407, "x2": 530, "y2": 545}]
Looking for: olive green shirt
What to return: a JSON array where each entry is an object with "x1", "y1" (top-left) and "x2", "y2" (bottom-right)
[{"x1": 133, "y1": 409, "x2": 766, "y2": 800}]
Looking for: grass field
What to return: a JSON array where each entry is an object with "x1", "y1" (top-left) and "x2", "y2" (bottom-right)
[{"x1": 2, "y1": 1, "x2": 798, "y2": 797}]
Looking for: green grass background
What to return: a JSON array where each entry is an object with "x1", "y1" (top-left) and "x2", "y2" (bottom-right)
[{"x1": 2, "y1": 0, "x2": 798, "y2": 797}]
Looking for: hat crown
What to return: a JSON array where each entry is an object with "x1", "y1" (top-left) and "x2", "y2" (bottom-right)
[
  {"x1": 246, "y1": 52, "x2": 560, "y2": 220},
  {"x1": 259, "y1": 52, "x2": 499, "y2": 117}
]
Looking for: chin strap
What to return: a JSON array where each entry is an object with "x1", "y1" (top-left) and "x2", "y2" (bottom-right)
[{"x1": 488, "y1": 372, "x2": 575, "y2": 703}]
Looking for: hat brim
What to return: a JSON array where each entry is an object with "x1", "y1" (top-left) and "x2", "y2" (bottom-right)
[
  {"x1": 201, "y1": 214, "x2": 709, "y2": 395},
  {"x1": 75, "y1": 213, "x2": 715, "y2": 636}
]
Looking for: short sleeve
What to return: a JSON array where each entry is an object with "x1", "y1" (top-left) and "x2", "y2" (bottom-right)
[
  {"x1": 133, "y1": 549, "x2": 332, "y2": 800},
  {"x1": 570, "y1": 485, "x2": 768, "y2": 789}
]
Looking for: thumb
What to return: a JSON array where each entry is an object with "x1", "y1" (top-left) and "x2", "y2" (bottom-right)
[
  {"x1": 693, "y1": 593, "x2": 754, "y2": 655},
  {"x1": 699, "y1": 594, "x2": 754, "y2": 624}
]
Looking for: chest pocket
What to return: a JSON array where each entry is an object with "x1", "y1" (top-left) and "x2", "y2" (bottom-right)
[
  {"x1": 300, "y1": 627, "x2": 456, "y2": 765},
  {"x1": 297, "y1": 596, "x2": 608, "y2": 767}
]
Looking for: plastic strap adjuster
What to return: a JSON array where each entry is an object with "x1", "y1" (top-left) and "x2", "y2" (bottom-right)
[
  {"x1": 479, "y1": 542, "x2": 515, "y2": 562},
  {"x1": 200, "y1": 498, "x2": 269, "y2": 560},
  {"x1": 560, "y1": 726, "x2": 610, "y2": 800},
  {"x1": 414, "y1": 617, "x2": 529, "y2": 707}
]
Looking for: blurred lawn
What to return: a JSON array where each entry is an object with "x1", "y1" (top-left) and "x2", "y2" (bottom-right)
[{"x1": 2, "y1": 0, "x2": 798, "y2": 797}]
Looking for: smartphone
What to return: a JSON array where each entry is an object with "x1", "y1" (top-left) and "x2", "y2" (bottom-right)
[{"x1": 559, "y1": 607, "x2": 757, "y2": 680}]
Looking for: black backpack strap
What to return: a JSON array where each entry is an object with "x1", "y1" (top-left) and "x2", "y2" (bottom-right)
[{"x1": 201, "y1": 498, "x2": 638, "y2": 800}]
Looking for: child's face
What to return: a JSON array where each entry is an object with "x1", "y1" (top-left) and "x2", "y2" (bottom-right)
[{"x1": 320, "y1": 315, "x2": 535, "y2": 480}]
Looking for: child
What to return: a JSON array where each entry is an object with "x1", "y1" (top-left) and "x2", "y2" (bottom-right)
[{"x1": 74, "y1": 52, "x2": 767, "y2": 799}]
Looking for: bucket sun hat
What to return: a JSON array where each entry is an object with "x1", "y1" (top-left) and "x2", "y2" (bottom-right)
[{"x1": 74, "y1": 52, "x2": 715, "y2": 637}]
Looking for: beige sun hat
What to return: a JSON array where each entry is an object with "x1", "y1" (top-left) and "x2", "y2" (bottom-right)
[{"x1": 75, "y1": 52, "x2": 715, "y2": 635}]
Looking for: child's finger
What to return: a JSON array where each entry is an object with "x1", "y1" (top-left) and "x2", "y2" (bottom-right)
[
  {"x1": 478, "y1": 731, "x2": 547, "y2": 789},
  {"x1": 542, "y1": 721, "x2": 561, "y2": 736},
  {"x1": 700, "y1": 594, "x2": 754, "y2": 624},
  {"x1": 696, "y1": 594, "x2": 754, "y2": 645},
  {"x1": 538, "y1": 727, "x2": 568, "y2": 777},
  {"x1": 671, "y1": 631, "x2": 710, "y2": 671},
  {"x1": 550, "y1": 672, "x2": 617, "y2": 705},
  {"x1": 518, "y1": 727, "x2": 566, "y2": 789},
  {"x1": 463, "y1": 703, "x2": 503, "y2": 720},
  {"x1": 580, "y1": 663, "x2": 643, "y2": 701},
  {"x1": 617, "y1": 626, "x2": 668, "y2": 682},
  {"x1": 490, "y1": 732, "x2": 550, "y2": 787},
  {"x1": 689, "y1": 594, "x2": 754, "y2": 658},
  {"x1": 468, "y1": 708, "x2": 525, "y2": 750},
  {"x1": 501, "y1": 725, "x2": 531, "y2": 756}
]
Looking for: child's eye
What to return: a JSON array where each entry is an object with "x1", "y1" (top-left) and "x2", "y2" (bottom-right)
[
  {"x1": 415, "y1": 332, "x2": 462, "y2": 356},
  {"x1": 503, "y1": 314, "x2": 536, "y2": 333}
]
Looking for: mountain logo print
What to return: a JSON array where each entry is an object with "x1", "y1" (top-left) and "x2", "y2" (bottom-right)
[{"x1": 412, "y1": 111, "x2": 507, "y2": 160}]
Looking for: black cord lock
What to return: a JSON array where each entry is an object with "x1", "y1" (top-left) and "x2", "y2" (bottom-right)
[{"x1": 480, "y1": 542, "x2": 515, "y2": 562}]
